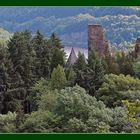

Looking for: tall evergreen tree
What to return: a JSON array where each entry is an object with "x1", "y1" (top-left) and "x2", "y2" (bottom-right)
[
  {"x1": 8, "y1": 31, "x2": 36, "y2": 113},
  {"x1": 74, "y1": 52, "x2": 86, "y2": 71},
  {"x1": 50, "y1": 64, "x2": 66, "y2": 90},
  {"x1": 48, "y1": 32, "x2": 62, "y2": 49},
  {"x1": 74, "y1": 50, "x2": 104, "y2": 95},
  {"x1": 50, "y1": 47, "x2": 65, "y2": 72},
  {"x1": 121, "y1": 53, "x2": 134, "y2": 76},
  {"x1": 102, "y1": 49, "x2": 113, "y2": 74},
  {"x1": 32, "y1": 30, "x2": 51, "y2": 79},
  {"x1": 66, "y1": 65, "x2": 76, "y2": 87},
  {"x1": 0, "y1": 46, "x2": 11, "y2": 113},
  {"x1": 133, "y1": 53, "x2": 140, "y2": 78},
  {"x1": 48, "y1": 33, "x2": 65, "y2": 72},
  {"x1": 74, "y1": 52, "x2": 87, "y2": 87},
  {"x1": 86, "y1": 50, "x2": 105, "y2": 95},
  {"x1": 0, "y1": 45, "x2": 25, "y2": 114}
]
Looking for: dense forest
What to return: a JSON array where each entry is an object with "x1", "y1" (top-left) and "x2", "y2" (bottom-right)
[{"x1": 0, "y1": 30, "x2": 140, "y2": 133}]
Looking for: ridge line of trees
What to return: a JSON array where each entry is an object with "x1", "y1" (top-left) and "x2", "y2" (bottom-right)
[{"x1": 0, "y1": 30, "x2": 139, "y2": 133}]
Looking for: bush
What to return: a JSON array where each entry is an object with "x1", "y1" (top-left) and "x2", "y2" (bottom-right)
[
  {"x1": 0, "y1": 112, "x2": 17, "y2": 133},
  {"x1": 96, "y1": 74, "x2": 140, "y2": 107}
]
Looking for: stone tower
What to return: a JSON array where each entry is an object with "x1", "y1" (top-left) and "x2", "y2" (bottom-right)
[
  {"x1": 132, "y1": 37, "x2": 140, "y2": 58},
  {"x1": 136, "y1": 37, "x2": 140, "y2": 48},
  {"x1": 88, "y1": 24, "x2": 105, "y2": 56}
]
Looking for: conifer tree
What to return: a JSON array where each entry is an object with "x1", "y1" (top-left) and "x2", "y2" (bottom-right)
[
  {"x1": 0, "y1": 46, "x2": 10, "y2": 113},
  {"x1": 48, "y1": 33, "x2": 65, "y2": 72},
  {"x1": 121, "y1": 53, "x2": 134, "y2": 76},
  {"x1": 102, "y1": 49, "x2": 112, "y2": 74},
  {"x1": 50, "y1": 64, "x2": 66, "y2": 90},
  {"x1": 66, "y1": 66, "x2": 76, "y2": 87},
  {"x1": 15, "y1": 102, "x2": 25, "y2": 130},
  {"x1": 50, "y1": 47, "x2": 65, "y2": 72},
  {"x1": 48, "y1": 32, "x2": 62, "y2": 49},
  {"x1": 32, "y1": 30, "x2": 51, "y2": 79},
  {"x1": 74, "y1": 52, "x2": 86, "y2": 71},
  {"x1": 86, "y1": 50, "x2": 105, "y2": 95},
  {"x1": 74, "y1": 50, "x2": 104, "y2": 95},
  {"x1": 74, "y1": 52, "x2": 87, "y2": 87},
  {"x1": 0, "y1": 45, "x2": 25, "y2": 114},
  {"x1": 133, "y1": 53, "x2": 140, "y2": 79},
  {"x1": 110, "y1": 62, "x2": 120, "y2": 75},
  {"x1": 8, "y1": 31, "x2": 36, "y2": 113}
]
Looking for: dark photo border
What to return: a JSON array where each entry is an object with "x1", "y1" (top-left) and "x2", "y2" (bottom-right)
[{"x1": 0, "y1": 0, "x2": 140, "y2": 139}]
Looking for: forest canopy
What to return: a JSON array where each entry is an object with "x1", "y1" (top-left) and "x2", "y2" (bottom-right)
[{"x1": 0, "y1": 30, "x2": 139, "y2": 133}]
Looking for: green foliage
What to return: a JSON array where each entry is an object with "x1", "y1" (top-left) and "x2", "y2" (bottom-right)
[
  {"x1": 0, "y1": 28, "x2": 12, "y2": 47},
  {"x1": 96, "y1": 122, "x2": 110, "y2": 133},
  {"x1": 0, "y1": 46, "x2": 10, "y2": 113},
  {"x1": 0, "y1": 31, "x2": 65, "y2": 114},
  {"x1": 32, "y1": 31, "x2": 51, "y2": 79},
  {"x1": 48, "y1": 33, "x2": 66, "y2": 72},
  {"x1": 103, "y1": 50, "x2": 120, "y2": 75},
  {"x1": 15, "y1": 103, "x2": 25, "y2": 129},
  {"x1": 66, "y1": 66, "x2": 76, "y2": 87},
  {"x1": 120, "y1": 53, "x2": 134, "y2": 76},
  {"x1": 110, "y1": 107, "x2": 129, "y2": 133},
  {"x1": 50, "y1": 65, "x2": 66, "y2": 90},
  {"x1": 74, "y1": 52, "x2": 86, "y2": 71},
  {"x1": 97, "y1": 74, "x2": 140, "y2": 107},
  {"x1": 21, "y1": 85, "x2": 113, "y2": 133},
  {"x1": 74, "y1": 52, "x2": 86, "y2": 88},
  {"x1": 0, "y1": 112, "x2": 17, "y2": 133},
  {"x1": 50, "y1": 47, "x2": 65, "y2": 72},
  {"x1": 8, "y1": 31, "x2": 36, "y2": 113},
  {"x1": 21, "y1": 84, "x2": 131, "y2": 133},
  {"x1": 38, "y1": 90, "x2": 58, "y2": 112},
  {"x1": 30, "y1": 78, "x2": 50, "y2": 111},
  {"x1": 21, "y1": 79, "x2": 59, "y2": 133},
  {"x1": 0, "y1": 28, "x2": 140, "y2": 133},
  {"x1": 123, "y1": 100, "x2": 140, "y2": 133},
  {"x1": 33, "y1": 78, "x2": 50, "y2": 96},
  {"x1": 133, "y1": 54, "x2": 140, "y2": 79},
  {"x1": 86, "y1": 50, "x2": 105, "y2": 94},
  {"x1": 48, "y1": 32, "x2": 62, "y2": 49},
  {"x1": 103, "y1": 51, "x2": 115, "y2": 75},
  {"x1": 75, "y1": 50, "x2": 105, "y2": 95},
  {"x1": 0, "y1": 45, "x2": 25, "y2": 114},
  {"x1": 54, "y1": 85, "x2": 113, "y2": 132},
  {"x1": 55, "y1": 85, "x2": 131, "y2": 133},
  {"x1": 8, "y1": 31, "x2": 35, "y2": 87},
  {"x1": 66, "y1": 118, "x2": 87, "y2": 133},
  {"x1": 20, "y1": 110, "x2": 59, "y2": 133},
  {"x1": 110, "y1": 62, "x2": 120, "y2": 75},
  {"x1": 103, "y1": 50, "x2": 134, "y2": 76}
]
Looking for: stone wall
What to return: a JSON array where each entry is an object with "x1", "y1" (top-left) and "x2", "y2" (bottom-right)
[
  {"x1": 88, "y1": 24, "x2": 105, "y2": 56},
  {"x1": 136, "y1": 37, "x2": 140, "y2": 46},
  {"x1": 132, "y1": 37, "x2": 140, "y2": 58}
]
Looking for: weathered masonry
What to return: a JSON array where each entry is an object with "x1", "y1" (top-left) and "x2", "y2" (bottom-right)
[{"x1": 88, "y1": 24, "x2": 109, "y2": 57}]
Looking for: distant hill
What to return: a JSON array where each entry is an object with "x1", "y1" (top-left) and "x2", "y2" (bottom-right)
[
  {"x1": 0, "y1": 28, "x2": 12, "y2": 46},
  {"x1": 0, "y1": 7, "x2": 140, "y2": 49}
]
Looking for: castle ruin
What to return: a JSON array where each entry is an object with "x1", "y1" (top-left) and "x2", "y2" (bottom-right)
[
  {"x1": 132, "y1": 37, "x2": 140, "y2": 58},
  {"x1": 67, "y1": 24, "x2": 140, "y2": 66},
  {"x1": 135, "y1": 37, "x2": 140, "y2": 53},
  {"x1": 88, "y1": 24, "x2": 108, "y2": 57}
]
